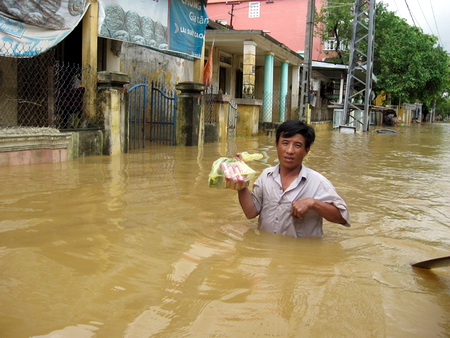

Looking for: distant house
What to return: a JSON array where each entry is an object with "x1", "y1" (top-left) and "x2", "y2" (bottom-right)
[
  {"x1": 203, "y1": 20, "x2": 303, "y2": 135},
  {"x1": 205, "y1": 1, "x2": 352, "y2": 128},
  {"x1": 206, "y1": 0, "x2": 330, "y2": 61}
]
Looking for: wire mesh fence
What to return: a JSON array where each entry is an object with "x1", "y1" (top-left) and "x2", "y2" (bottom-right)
[
  {"x1": 261, "y1": 92, "x2": 291, "y2": 123},
  {"x1": 203, "y1": 84, "x2": 216, "y2": 124},
  {"x1": 0, "y1": 43, "x2": 101, "y2": 131}
]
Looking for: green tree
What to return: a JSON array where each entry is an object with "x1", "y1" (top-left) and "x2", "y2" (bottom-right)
[
  {"x1": 435, "y1": 97, "x2": 450, "y2": 120},
  {"x1": 373, "y1": 6, "x2": 449, "y2": 106},
  {"x1": 314, "y1": 1, "x2": 450, "y2": 106},
  {"x1": 314, "y1": 0, "x2": 353, "y2": 64}
]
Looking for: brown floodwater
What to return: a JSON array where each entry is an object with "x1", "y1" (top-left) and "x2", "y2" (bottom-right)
[{"x1": 1, "y1": 123, "x2": 449, "y2": 337}]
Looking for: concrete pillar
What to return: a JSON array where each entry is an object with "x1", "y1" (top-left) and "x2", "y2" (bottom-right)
[
  {"x1": 263, "y1": 52, "x2": 274, "y2": 122},
  {"x1": 290, "y1": 66, "x2": 300, "y2": 119},
  {"x1": 243, "y1": 40, "x2": 256, "y2": 99},
  {"x1": 97, "y1": 71, "x2": 130, "y2": 155},
  {"x1": 279, "y1": 60, "x2": 289, "y2": 122},
  {"x1": 339, "y1": 71, "x2": 345, "y2": 104},
  {"x1": 194, "y1": 44, "x2": 205, "y2": 84},
  {"x1": 82, "y1": 0, "x2": 98, "y2": 119},
  {"x1": 175, "y1": 82, "x2": 205, "y2": 146}
]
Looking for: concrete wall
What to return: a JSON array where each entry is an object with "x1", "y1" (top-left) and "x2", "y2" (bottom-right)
[
  {"x1": 0, "y1": 129, "x2": 105, "y2": 166},
  {"x1": 120, "y1": 42, "x2": 194, "y2": 87},
  {"x1": 235, "y1": 100, "x2": 261, "y2": 136},
  {"x1": 63, "y1": 130, "x2": 103, "y2": 159},
  {"x1": 0, "y1": 128, "x2": 72, "y2": 166},
  {"x1": 312, "y1": 121, "x2": 333, "y2": 132}
]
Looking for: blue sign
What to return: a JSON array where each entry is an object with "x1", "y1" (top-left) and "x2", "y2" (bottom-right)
[{"x1": 169, "y1": 0, "x2": 208, "y2": 58}]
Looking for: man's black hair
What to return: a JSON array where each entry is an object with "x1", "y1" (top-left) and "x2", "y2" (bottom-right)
[{"x1": 276, "y1": 120, "x2": 315, "y2": 149}]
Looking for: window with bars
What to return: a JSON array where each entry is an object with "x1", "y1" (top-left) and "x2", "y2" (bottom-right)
[
  {"x1": 324, "y1": 39, "x2": 347, "y2": 51},
  {"x1": 249, "y1": 2, "x2": 260, "y2": 18},
  {"x1": 219, "y1": 52, "x2": 232, "y2": 66}
]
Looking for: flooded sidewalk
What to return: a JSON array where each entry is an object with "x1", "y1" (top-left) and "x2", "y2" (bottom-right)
[{"x1": 1, "y1": 123, "x2": 449, "y2": 337}]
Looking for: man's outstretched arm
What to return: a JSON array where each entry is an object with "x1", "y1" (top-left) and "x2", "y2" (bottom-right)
[{"x1": 237, "y1": 187, "x2": 258, "y2": 219}]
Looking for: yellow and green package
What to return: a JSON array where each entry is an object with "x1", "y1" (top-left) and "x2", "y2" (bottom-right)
[
  {"x1": 240, "y1": 152, "x2": 263, "y2": 161},
  {"x1": 208, "y1": 157, "x2": 256, "y2": 190}
]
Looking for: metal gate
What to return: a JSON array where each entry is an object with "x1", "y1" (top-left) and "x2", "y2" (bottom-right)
[{"x1": 128, "y1": 78, "x2": 177, "y2": 149}]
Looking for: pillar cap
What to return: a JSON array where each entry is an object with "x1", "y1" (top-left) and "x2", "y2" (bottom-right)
[
  {"x1": 176, "y1": 82, "x2": 205, "y2": 93},
  {"x1": 97, "y1": 71, "x2": 130, "y2": 86},
  {"x1": 244, "y1": 40, "x2": 257, "y2": 46}
]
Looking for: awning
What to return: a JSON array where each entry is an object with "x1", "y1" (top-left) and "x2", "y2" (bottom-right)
[{"x1": 205, "y1": 29, "x2": 303, "y2": 67}]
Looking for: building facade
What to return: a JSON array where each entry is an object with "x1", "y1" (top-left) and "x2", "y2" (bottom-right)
[{"x1": 206, "y1": 0, "x2": 329, "y2": 61}]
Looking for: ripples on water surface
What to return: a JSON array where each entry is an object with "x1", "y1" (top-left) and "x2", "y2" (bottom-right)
[{"x1": 1, "y1": 123, "x2": 449, "y2": 337}]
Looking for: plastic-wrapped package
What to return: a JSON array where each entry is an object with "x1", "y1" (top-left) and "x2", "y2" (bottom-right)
[
  {"x1": 208, "y1": 157, "x2": 256, "y2": 190},
  {"x1": 240, "y1": 152, "x2": 263, "y2": 161}
]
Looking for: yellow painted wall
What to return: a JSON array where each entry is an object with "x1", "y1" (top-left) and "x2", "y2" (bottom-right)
[
  {"x1": 311, "y1": 121, "x2": 333, "y2": 132},
  {"x1": 236, "y1": 105, "x2": 259, "y2": 136}
]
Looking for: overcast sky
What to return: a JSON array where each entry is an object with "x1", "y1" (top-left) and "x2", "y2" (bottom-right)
[{"x1": 380, "y1": 0, "x2": 450, "y2": 53}]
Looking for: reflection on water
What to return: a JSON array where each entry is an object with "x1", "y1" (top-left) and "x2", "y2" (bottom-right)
[{"x1": 1, "y1": 124, "x2": 449, "y2": 337}]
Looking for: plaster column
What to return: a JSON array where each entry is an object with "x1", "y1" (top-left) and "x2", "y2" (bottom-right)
[
  {"x1": 291, "y1": 66, "x2": 300, "y2": 119},
  {"x1": 97, "y1": 71, "x2": 130, "y2": 155},
  {"x1": 279, "y1": 60, "x2": 289, "y2": 122},
  {"x1": 242, "y1": 40, "x2": 256, "y2": 99},
  {"x1": 263, "y1": 52, "x2": 274, "y2": 122},
  {"x1": 339, "y1": 71, "x2": 345, "y2": 104},
  {"x1": 175, "y1": 82, "x2": 205, "y2": 146},
  {"x1": 194, "y1": 44, "x2": 205, "y2": 84},
  {"x1": 82, "y1": 0, "x2": 98, "y2": 119}
]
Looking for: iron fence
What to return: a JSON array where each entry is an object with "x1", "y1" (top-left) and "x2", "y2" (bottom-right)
[{"x1": 0, "y1": 43, "x2": 100, "y2": 131}]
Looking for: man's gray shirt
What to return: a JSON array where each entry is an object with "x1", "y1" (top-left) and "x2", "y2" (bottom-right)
[{"x1": 251, "y1": 164, "x2": 350, "y2": 237}]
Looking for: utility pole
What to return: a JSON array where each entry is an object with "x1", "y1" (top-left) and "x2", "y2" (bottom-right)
[
  {"x1": 226, "y1": 2, "x2": 241, "y2": 29},
  {"x1": 342, "y1": 0, "x2": 376, "y2": 131},
  {"x1": 299, "y1": 0, "x2": 315, "y2": 122}
]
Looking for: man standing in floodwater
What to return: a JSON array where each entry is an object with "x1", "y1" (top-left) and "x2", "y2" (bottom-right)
[{"x1": 237, "y1": 120, "x2": 350, "y2": 237}]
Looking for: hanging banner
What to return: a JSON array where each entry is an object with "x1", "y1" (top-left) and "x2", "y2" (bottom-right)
[
  {"x1": 0, "y1": 0, "x2": 89, "y2": 58},
  {"x1": 169, "y1": 0, "x2": 208, "y2": 58},
  {"x1": 98, "y1": 0, "x2": 208, "y2": 58},
  {"x1": 98, "y1": 0, "x2": 169, "y2": 51}
]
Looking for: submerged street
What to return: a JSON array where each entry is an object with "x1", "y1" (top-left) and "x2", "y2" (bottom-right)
[{"x1": 1, "y1": 123, "x2": 449, "y2": 337}]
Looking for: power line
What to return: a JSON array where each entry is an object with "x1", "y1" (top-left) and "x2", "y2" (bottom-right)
[
  {"x1": 403, "y1": 0, "x2": 417, "y2": 26},
  {"x1": 415, "y1": 0, "x2": 433, "y2": 34},
  {"x1": 323, "y1": 1, "x2": 354, "y2": 5},
  {"x1": 404, "y1": 0, "x2": 444, "y2": 47},
  {"x1": 324, "y1": 3, "x2": 354, "y2": 9},
  {"x1": 391, "y1": 0, "x2": 399, "y2": 12},
  {"x1": 429, "y1": 0, "x2": 444, "y2": 47}
]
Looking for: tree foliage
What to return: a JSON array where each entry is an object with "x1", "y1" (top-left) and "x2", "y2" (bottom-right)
[
  {"x1": 314, "y1": 0, "x2": 353, "y2": 64},
  {"x1": 314, "y1": 1, "x2": 450, "y2": 106},
  {"x1": 373, "y1": 6, "x2": 449, "y2": 105},
  {"x1": 436, "y1": 97, "x2": 450, "y2": 119}
]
